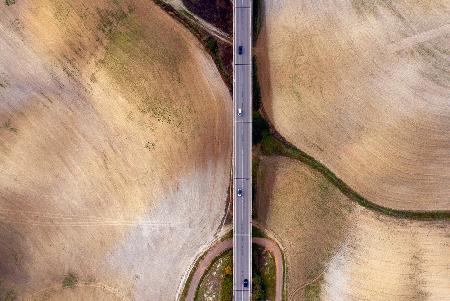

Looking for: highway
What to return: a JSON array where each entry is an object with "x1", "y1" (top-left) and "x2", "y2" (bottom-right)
[{"x1": 233, "y1": 0, "x2": 252, "y2": 300}]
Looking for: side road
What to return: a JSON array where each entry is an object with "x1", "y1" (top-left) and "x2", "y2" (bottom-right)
[{"x1": 185, "y1": 237, "x2": 283, "y2": 301}]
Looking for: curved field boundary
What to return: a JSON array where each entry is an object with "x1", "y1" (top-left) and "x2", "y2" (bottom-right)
[
  {"x1": 250, "y1": 0, "x2": 450, "y2": 221},
  {"x1": 258, "y1": 121, "x2": 450, "y2": 221},
  {"x1": 252, "y1": 58, "x2": 450, "y2": 220},
  {"x1": 185, "y1": 237, "x2": 284, "y2": 301}
]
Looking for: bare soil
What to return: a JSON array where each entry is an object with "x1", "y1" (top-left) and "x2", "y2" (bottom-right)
[
  {"x1": 257, "y1": 0, "x2": 450, "y2": 211},
  {"x1": 0, "y1": 0, "x2": 231, "y2": 300},
  {"x1": 256, "y1": 156, "x2": 450, "y2": 301}
]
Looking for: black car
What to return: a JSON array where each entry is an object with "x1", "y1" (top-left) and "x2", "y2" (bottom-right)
[
  {"x1": 238, "y1": 46, "x2": 243, "y2": 55},
  {"x1": 243, "y1": 279, "x2": 249, "y2": 288},
  {"x1": 237, "y1": 189, "x2": 243, "y2": 197}
]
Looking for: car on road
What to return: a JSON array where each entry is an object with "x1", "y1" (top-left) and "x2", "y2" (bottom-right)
[
  {"x1": 243, "y1": 279, "x2": 249, "y2": 288},
  {"x1": 237, "y1": 108, "x2": 242, "y2": 116},
  {"x1": 237, "y1": 188, "x2": 243, "y2": 197},
  {"x1": 238, "y1": 45, "x2": 243, "y2": 55}
]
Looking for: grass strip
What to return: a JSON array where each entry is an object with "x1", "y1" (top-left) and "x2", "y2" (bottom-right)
[
  {"x1": 252, "y1": 0, "x2": 263, "y2": 45},
  {"x1": 259, "y1": 129, "x2": 450, "y2": 220},
  {"x1": 179, "y1": 249, "x2": 209, "y2": 301}
]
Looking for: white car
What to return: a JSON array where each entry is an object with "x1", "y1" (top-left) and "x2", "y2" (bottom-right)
[{"x1": 237, "y1": 108, "x2": 242, "y2": 116}]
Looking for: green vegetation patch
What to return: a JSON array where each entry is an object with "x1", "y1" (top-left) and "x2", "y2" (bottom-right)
[
  {"x1": 252, "y1": 57, "x2": 269, "y2": 146},
  {"x1": 252, "y1": 226, "x2": 266, "y2": 238},
  {"x1": 304, "y1": 280, "x2": 321, "y2": 301},
  {"x1": 220, "y1": 271, "x2": 233, "y2": 301},
  {"x1": 252, "y1": 245, "x2": 276, "y2": 300},
  {"x1": 194, "y1": 249, "x2": 233, "y2": 301},
  {"x1": 1, "y1": 120, "x2": 17, "y2": 133},
  {"x1": 0, "y1": 279, "x2": 16, "y2": 301},
  {"x1": 221, "y1": 230, "x2": 234, "y2": 241},
  {"x1": 252, "y1": 0, "x2": 263, "y2": 45},
  {"x1": 5, "y1": 0, "x2": 15, "y2": 6},
  {"x1": 202, "y1": 35, "x2": 226, "y2": 78},
  {"x1": 253, "y1": 112, "x2": 269, "y2": 146},
  {"x1": 62, "y1": 273, "x2": 78, "y2": 288},
  {"x1": 252, "y1": 273, "x2": 264, "y2": 300},
  {"x1": 252, "y1": 149, "x2": 262, "y2": 219},
  {"x1": 252, "y1": 56, "x2": 262, "y2": 111},
  {"x1": 180, "y1": 9, "x2": 195, "y2": 22}
]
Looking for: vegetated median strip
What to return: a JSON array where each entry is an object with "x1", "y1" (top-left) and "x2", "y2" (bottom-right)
[{"x1": 151, "y1": 0, "x2": 232, "y2": 91}]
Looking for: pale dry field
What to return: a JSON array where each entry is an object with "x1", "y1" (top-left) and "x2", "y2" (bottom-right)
[
  {"x1": 256, "y1": 156, "x2": 450, "y2": 301},
  {"x1": 0, "y1": 0, "x2": 231, "y2": 300},
  {"x1": 257, "y1": 0, "x2": 450, "y2": 211}
]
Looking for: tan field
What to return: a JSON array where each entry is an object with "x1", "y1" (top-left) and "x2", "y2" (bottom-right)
[
  {"x1": 257, "y1": 0, "x2": 450, "y2": 211},
  {"x1": 0, "y1": 0, "x2": 231, "y2": 299},
  {"x1": 256, "y1": 156, "x2": 450, "y2": 301}
]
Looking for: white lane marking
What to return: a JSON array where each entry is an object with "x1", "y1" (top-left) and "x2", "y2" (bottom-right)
[{"x1": 241, "y1": 196, "x2": 244, "y2": 222}]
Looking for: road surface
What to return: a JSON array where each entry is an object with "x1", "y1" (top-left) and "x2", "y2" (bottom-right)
[
  {"x1": 185, "y1": 238, "x2": 283, "y2": 301},
  {"x1": 233, "y1": 0, "x2": 252, "y2": 300}
]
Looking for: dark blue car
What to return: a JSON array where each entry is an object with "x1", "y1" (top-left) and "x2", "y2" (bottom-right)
[
  {"x1": 243, "y1": 279, "x2": 249, "y2": 288},
  {"x1": 238, "y1": 46, "x2": 243, "y2": 55}
]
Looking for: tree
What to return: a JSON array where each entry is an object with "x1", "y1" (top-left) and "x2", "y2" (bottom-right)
[{"x1": 252, "y1": 273, "x2": 265, "y2": 301}]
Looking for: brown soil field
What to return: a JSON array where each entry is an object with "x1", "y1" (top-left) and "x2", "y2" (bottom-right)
[
  {"x1": 256, "y1": 156, "x2": 450, "y2": 301},
  {"x1": 257, "y1": 0, "x2": 450, "y2": 211},
  {"x1": 0, "y1": 0, "x2": 231, "y2": 300}
]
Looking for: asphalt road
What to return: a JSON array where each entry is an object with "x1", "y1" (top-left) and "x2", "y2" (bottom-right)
[
  {"x1": 233, "y1": 0, "x2": 252, "y2": 300},
  {"x1": 186, "y1": 237, "x2": 283, "y2": 301}
]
